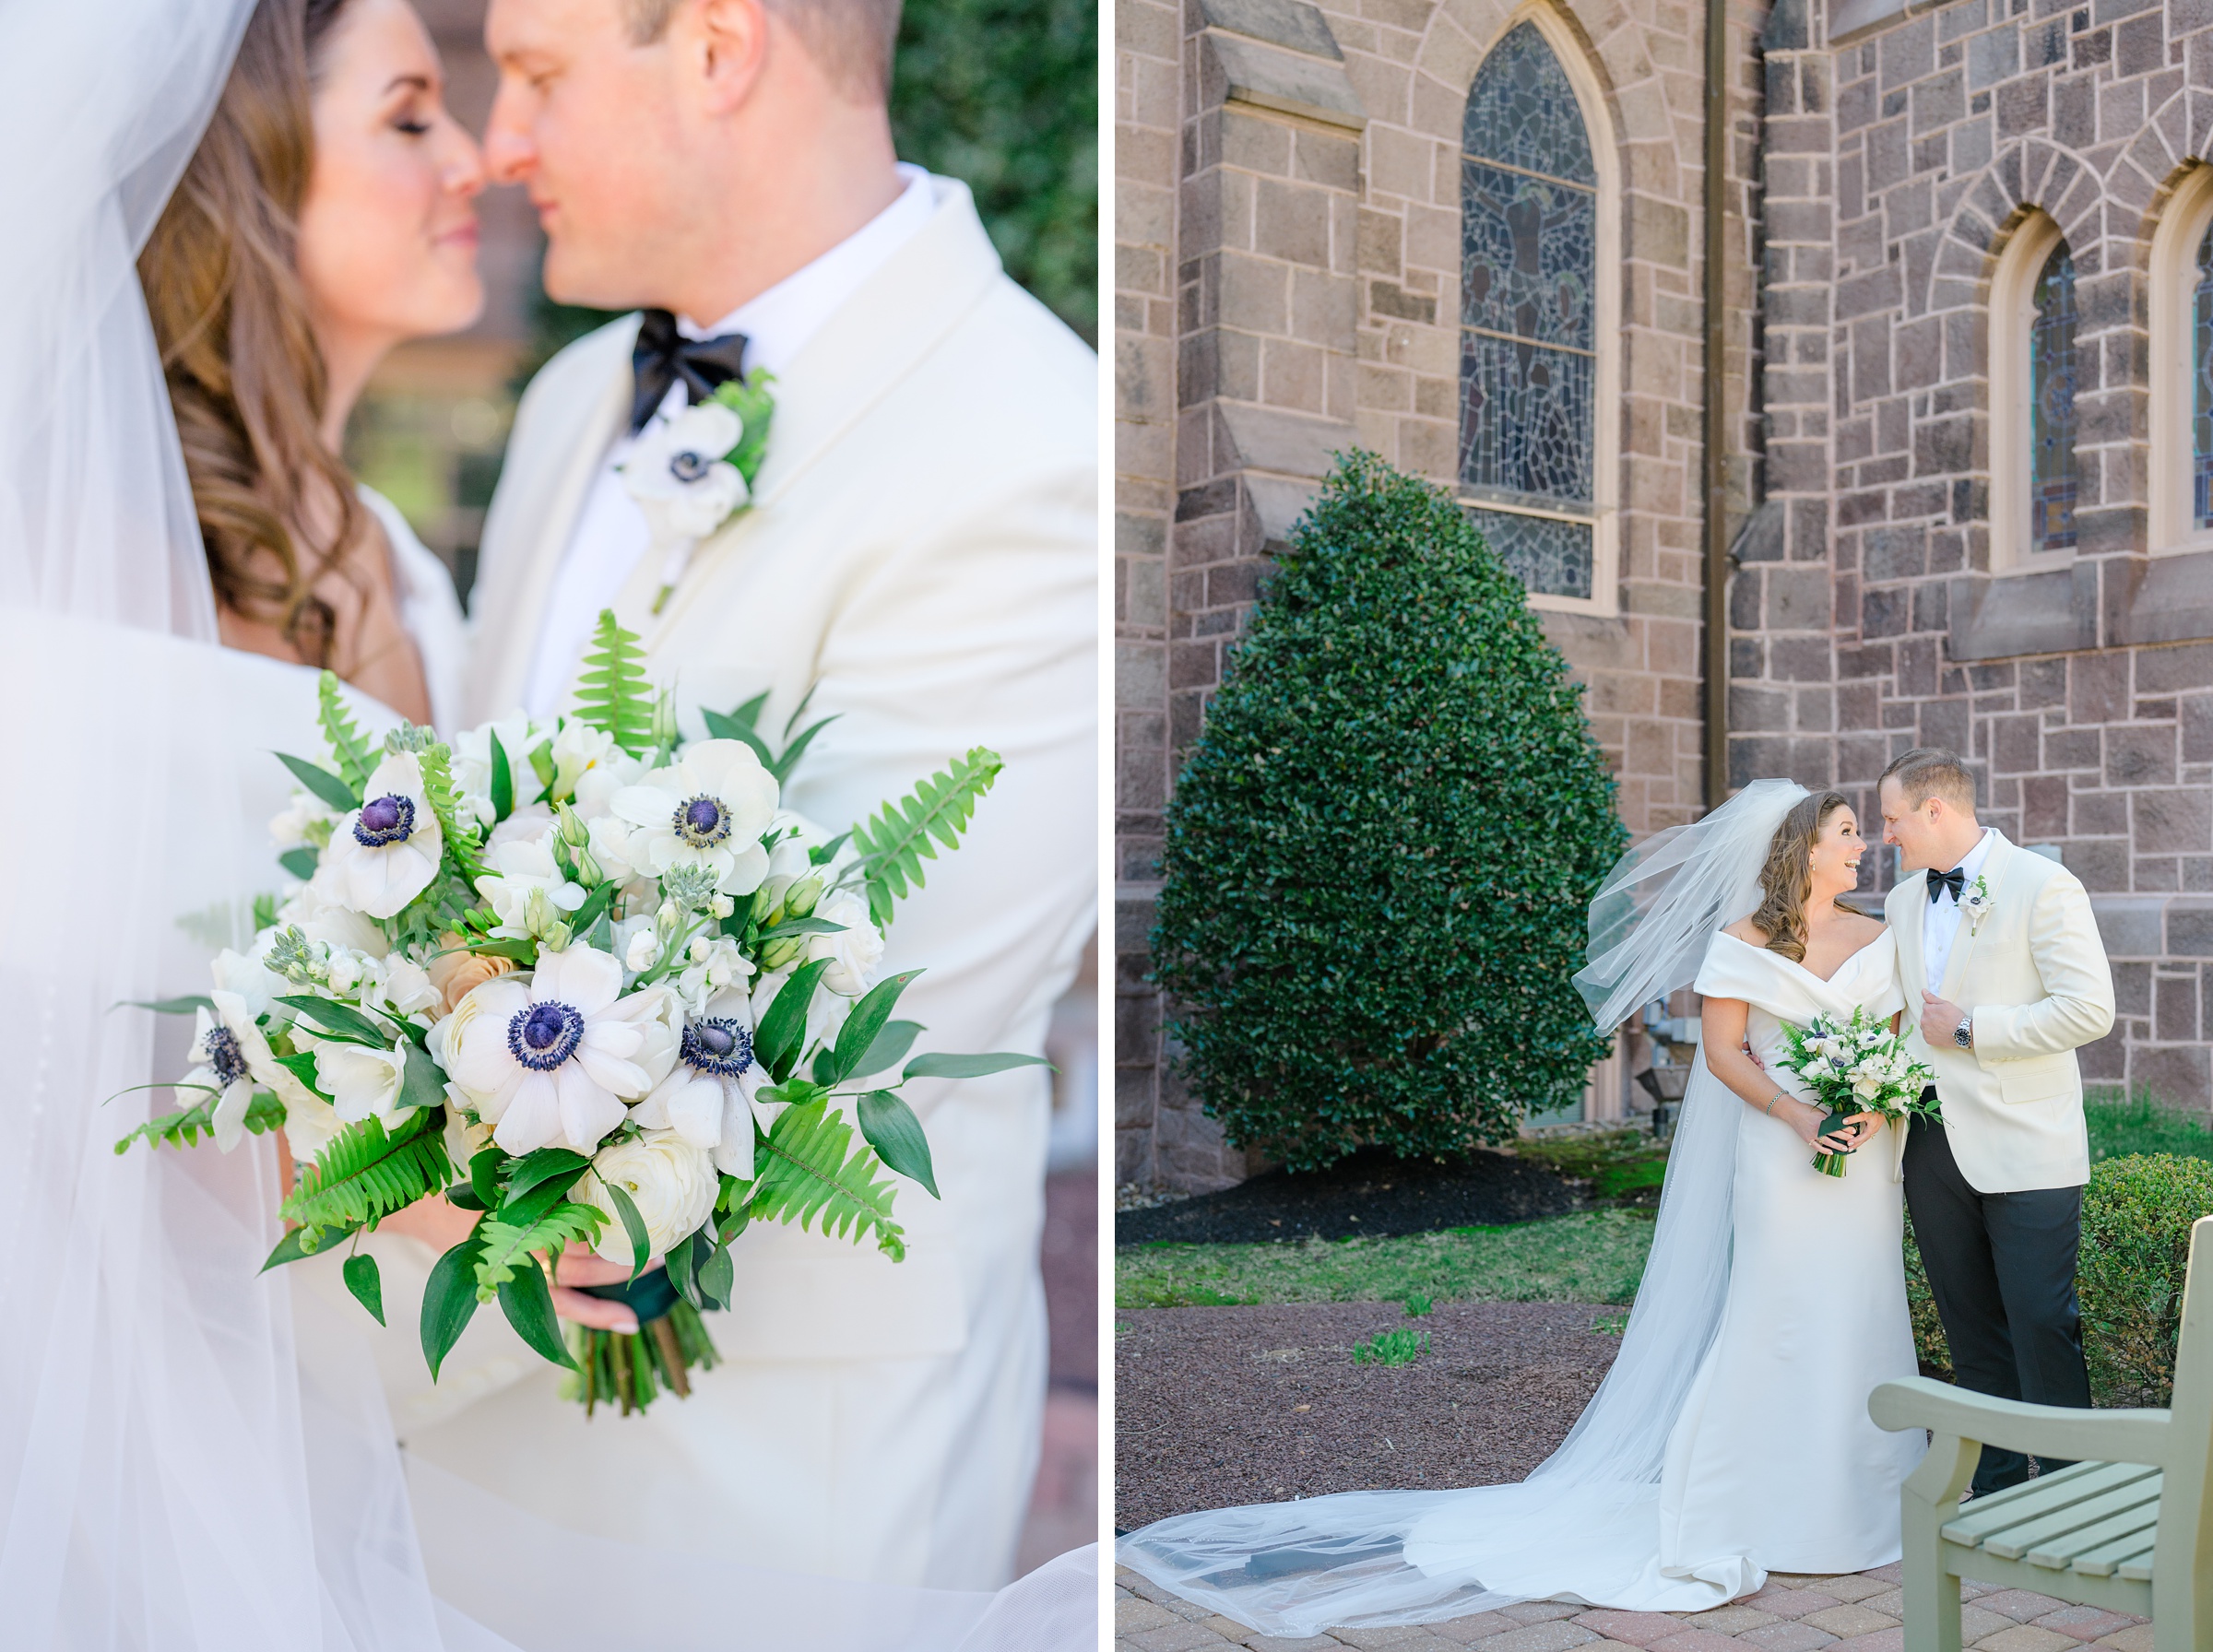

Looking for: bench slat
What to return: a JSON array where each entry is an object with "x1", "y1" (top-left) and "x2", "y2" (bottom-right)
[
  {"x1": 1940, "y1": 1462, "x2": 2156, "y2": 1549},
  {"x1": 2025, "y1": 1501, "x2": 2160, "y2": 1571},
  {"x1": 1989, "y1": 1472, "x2": 2162, "y2": 1562},
  {"x1": 2065, "y1": 1519, "x2": 2165, "y2": 1580},
  {"x1": 2117, "y1": 1547, "x2": 2157, "y2": 1583}
]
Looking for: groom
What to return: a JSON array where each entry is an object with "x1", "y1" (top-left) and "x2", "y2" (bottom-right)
[
  {"x1": 444, "y1": 0, "x2": 1095, "y2": 1589},
  {"x1": 1878, "y1": 748, "x2": 2114, "y2": 1496}
]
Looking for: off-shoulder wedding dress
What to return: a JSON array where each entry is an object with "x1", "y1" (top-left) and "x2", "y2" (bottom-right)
[{"x1": 1118, "y1": 782, "x2": 1927, "y2": 1636}]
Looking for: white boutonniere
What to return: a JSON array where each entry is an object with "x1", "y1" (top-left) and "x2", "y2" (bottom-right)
[
  {"x1": 1962, "y1": 873, "x2": 1992, "y2": 935},
  {"x1": 619, "y1": 373, "x2": 778, "y2": 615}
]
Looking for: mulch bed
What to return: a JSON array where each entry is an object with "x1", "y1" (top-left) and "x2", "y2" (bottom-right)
[
  {"x1": 1116, "y1": 1148, "x2": 1580, "y2": 1246},
  {"x1": 1114, "y1": 1299, "x2": 1622, "y2": 1531}
]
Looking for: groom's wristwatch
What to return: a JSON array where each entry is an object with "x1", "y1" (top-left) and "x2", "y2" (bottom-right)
[{"x1": 1953, "y1": 1016, "x2": 1974, "y2": 1050}]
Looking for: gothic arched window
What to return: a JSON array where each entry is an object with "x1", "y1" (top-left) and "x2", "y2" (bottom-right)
[
  {"x1": 2149, "y1": 165, "x2": 2213, "y2": 552},
  {"x1": 2028, "y1": 242, "x2": 2078, "y2": 555},
  {"x1": 1989, "y1": 211, "x2": 2074, "y2": 566},
  {"x1": 1457, "y1": 18, "x2": 1614, "y2": 607}
]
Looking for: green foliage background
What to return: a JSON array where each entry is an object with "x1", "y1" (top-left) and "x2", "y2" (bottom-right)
[{"x1": 1150, "y1": 453, "x2": 1628, "y2": 1172}]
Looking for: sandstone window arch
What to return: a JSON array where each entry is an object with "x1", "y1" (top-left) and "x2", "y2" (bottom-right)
[
  {"x1": 1988, "y1": 210, "x2": 2077, "y2": 569},
  {"x1": 1455, "y1": 10, "x2": 1619, "y2": 616},
  {"x1": 2148, "y1": 163, "x2": 2213, "y2": 555}
]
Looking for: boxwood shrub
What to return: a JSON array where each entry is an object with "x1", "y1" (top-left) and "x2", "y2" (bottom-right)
[
  {"x1": 1905, "y1": 1150, "x2": 2213, "y2": 1407},
  {"x1": 1149, "y1": 452, "x2": 1627, "y2": 1172}
]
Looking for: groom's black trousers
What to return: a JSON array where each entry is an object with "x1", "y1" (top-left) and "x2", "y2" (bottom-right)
[{"x1": 1901, "y1": 1113, "x2": 2091, "y2": 1496}]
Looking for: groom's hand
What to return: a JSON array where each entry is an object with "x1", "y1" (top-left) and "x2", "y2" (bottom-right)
[{"x1": 1920, "y1": 990, "x2": 1969, "y2": 1048}]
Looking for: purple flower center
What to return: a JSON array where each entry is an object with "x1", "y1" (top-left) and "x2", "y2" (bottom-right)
[
  {"x1": 354, "y1": 794, "x2": 416, "y2": 848},
  {"x1": 673, "y1": 794, "x2": 731, "y2": 848},
  {"x1": 680, "y1": 1016, "x2": 752, "y2": 1079},
  {"x1": 204, "y1": 1024, "x2": 249, "y2": 1089},
  {"x1": 669, "y1": 450, "x2": 712, "y2": 483},
  {"x1": 507, "y1": 1000, "x2": 586, "y2": 1071}
]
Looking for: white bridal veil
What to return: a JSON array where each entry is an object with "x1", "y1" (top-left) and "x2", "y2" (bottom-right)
[
  {"x1": 1116, "y1": 781, "x2": 1810, "y2": 1635},
  {"x1": 0, "y1": 2, "x2": 1094, "y2": 1646}
]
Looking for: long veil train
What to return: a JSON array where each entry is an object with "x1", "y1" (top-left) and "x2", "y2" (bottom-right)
[
  {"x1": 1115, "y1": 781, "x2": 1810, "y2": 1637},
  {"x1": 0, "y1": 4, "x2": 1091, "y2": 1646}
]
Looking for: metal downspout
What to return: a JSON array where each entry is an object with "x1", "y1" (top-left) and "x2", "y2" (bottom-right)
[{"x1": 1702, "y1": 0, "x2": 1731, "y2": 808}]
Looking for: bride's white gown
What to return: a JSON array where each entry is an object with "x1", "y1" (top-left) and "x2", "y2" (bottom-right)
[{"x1": 1118, "y1": 921, "x2": 1925, "y2": 1634}]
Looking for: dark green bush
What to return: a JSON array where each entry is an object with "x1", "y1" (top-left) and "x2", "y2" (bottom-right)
[
  {"x1": 1150, "y1": 452, "x2": 1627, "y2": 1172},
  {"x1": 1904, "y1": 1151, "x2": 2213, "y2": 1407}
]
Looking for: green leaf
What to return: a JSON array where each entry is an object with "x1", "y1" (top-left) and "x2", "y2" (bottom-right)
[
  {"x1": 420, "y1": 1235, "x2": 487, "y2": 1380},
  {"x1": 276, "y1": 751, "x2": 360, "y2": 812},
  {"x1": 119, "y1": 995, "x2": 214, "y2": 1016},
  {"x1": 666, "y1": 1226, "x2": 702, "y2": 1309},
  {"x1": 572, "y1": 610, "x2": 656, "y2": 756},
  {"x1": 701, "y1": 690, "x2": 769, "y2": 742},
  {"x1": 605, "y1": 1181, "x2": 651, "y2": 1282},
  {"x1": 752, "y1": 915, "x2": 850, "y2": 940},
  {"x1": 396, "y1": 1042, "x2": 446, "y2": 1113},
  {"x1": 316, "y1": 671, "x2": 377, "y2": 792},
  {"x1": 343, "y1": 1252, "x2": 386, "y2": 1326},
  {"x1": 769, "y1": 714, "x2": 839, "y2": 787},
  {"x1": 754, "y1": 957, "x2": 832, "y2": 1084},
  {"x1": 473, "y1": 1199, "x2": 604, "y2": 1299},
  {"x1": 497, "y1": 1258, "x2": 578, "y2": 1369},
  {"x1": 901, "y1": 1051, "x2": 1055, "y2": 1081},
  {"x1": 747, "y1": 1100, "x2": 906, "y2": 1259},
  {"x1": 444, "y1": 1183, "x2": 488, "y2": 1212},
  {"x1": 273, "y1": 1048, "x2": 334, "y2": 1103},
  {"x1": 488, "y1": 728, "x2": 515, "y2": 823},
  {"x1": 278, "y1": 847, "x2": 320, "y2": 882},
  {"x1": 567, "y1": 880, "x2": 617, "y2": 938},
  {"x1": 503, "y1": 1147, "x2": 591, "y2": 1205},
  {"x1": 281, "y1": 1109, "x2": 450, "y2": 1244},
  {"x1": 463, "y1": 936, "x2": 538, "y2": 964},
  {"x1": 698, "y1": 1239, "x2": 735, "y2": 1310},
  {"x1": 821, "y1": 970, "x2": 923, "y2": 1088},
  {"x1": 857, "y1": 1090, "x2": 939, "y2": 1198},
  {"x1": 411, "y1": 739, "x2": 487, "y2": 883},
  {"x1": 468, "y1": 1146, "x2": 505, "y2": 1210},
  {"x1": 711, "y1": 371, "x2": 777, "y2": 488},
  {"x1": 276, "y1": 995, "x2": 393, "y2": 1047},
  {"x1": 527, "y1": 738, "x2": 557, "y2": 796},
  {"x1": 854, "y1": 1019, "x2": 924, "y2": 1080},
  {"x1": 260, "y1": 1226, "x2": 319, "y2": 1271},
  {"x1": 849, "y1": 747, "x2": 1002, "y2": 928}
]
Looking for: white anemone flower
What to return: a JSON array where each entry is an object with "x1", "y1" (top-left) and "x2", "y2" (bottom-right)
[
  {"x1": 322, "y1": 752, "x2": 444, "y2": 919},
  {"x1": 185, "y1": 990, "x2": 302, "y2": 1152},
  {"x1": 608, "y1": 739, "x2": 777, "y2": 896},
  {"x1": 632, "y1": 987, "x2": 775, "y2": 1177},
  {"x1": 620, "y1": 401, "x2": 748, "y2": 547},
  {"x1": 446, "y1": 945, "x2": 656, "y2": 1155}
]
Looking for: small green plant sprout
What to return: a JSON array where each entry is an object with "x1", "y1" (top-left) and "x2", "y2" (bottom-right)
[
  {"x1": 1353, "y1": 1328, "x2": 1428, "y2": 1366},
  {"x1": 1403, "y1": 1293, "x2": 1433, "y2": 1317},
  {"x1": 1592, "y1": 1311, "x2": 1630, "y2": 1337}
]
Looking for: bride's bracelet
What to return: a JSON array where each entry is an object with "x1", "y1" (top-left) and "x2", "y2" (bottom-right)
[{"x1": 1764, "y1": 1093, "x2": 1787, "y2": 1116}]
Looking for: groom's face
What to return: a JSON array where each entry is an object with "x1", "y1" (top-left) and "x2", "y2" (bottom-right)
[
  {"x1": 1878, "y1": 778, "x2": 1939, "y2": 870},
  {"x1": 485, "y1": 0, "x2": 692, "y2": 307}
]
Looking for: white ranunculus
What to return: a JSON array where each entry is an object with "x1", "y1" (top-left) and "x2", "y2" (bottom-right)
[
  {"x1": 476, "y1": 834, "x2": 588, "y2": 938},
  {"x1": 607, "y1": 739, "x2": 777, "y2": 896},
  {"x1": 805, "y1": 888, "x2": 884, "y2": 997},
  {"x1": 487, "y1": 802, "x2": 554, "y2": 854},
  {"x1": 321, "y1": 752, "x2": 444, "y2": 919},
  {"x1": 620, "y1": 402, "x2": 747, "y2": 547},
  {"x1": 313, "y1": 1039, "x2": 411, "y2": 1126},
  {"x1": 631, "y1": 987, "x2": 770, "y2": 1177},
  {"x1": 445, "y1": 944, "x2": 657, "y2": 1155},
  {"x1": 577, "y1": 1128, "x2": 720, "y2": 1264}
]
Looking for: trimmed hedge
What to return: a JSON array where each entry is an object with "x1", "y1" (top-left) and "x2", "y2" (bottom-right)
[
  {"x1": 1150, "y1": 452, "x2": 1627, "y2": 1172},
  {"x1": 1906, "y1": 1150, "x2": 2213, "y2": 1407}
]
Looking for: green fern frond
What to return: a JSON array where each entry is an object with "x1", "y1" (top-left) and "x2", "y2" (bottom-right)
[
  {"x1": 472, "y1": 1200, "x2": 606, "y2": 1302},
  {"x1": 113, "y1": 1090, "x2": 285, "y2": 1155},
  {"x1": 850, "y1": 748, "x2": 1002, "y2": 929},
  {"x1": 280, "y1": 1108, "x2": 449, "y2": 1245},
  {"x1": 317, "y1": 671, "x2": 377, "y2": 792},
  {"x1": 573, "y1": 610, "x2": 656, "y2": 756},
  {"x1": 747, "y1": 1100, "x2": 905, "y2": 1259},
  {"x1": 413, "y1": 740, "x2": 486, "y2": 881}
]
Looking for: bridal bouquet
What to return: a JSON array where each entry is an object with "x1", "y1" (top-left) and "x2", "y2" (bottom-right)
[
  {"x1": 1773, "y1": 1006, "x2": 1938, "y2": 1178},
  {"x1": 117, "y1": 612, "x2": 1038, "y2": 1415}
]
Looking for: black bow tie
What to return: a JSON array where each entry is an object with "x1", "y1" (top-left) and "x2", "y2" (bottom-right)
[
  {"x1": 629, "y1": 309, "x2": 751, "y2": 434},
  {"x1": 1927, "y1": 866, "x2": 1967, "y2": 904}
]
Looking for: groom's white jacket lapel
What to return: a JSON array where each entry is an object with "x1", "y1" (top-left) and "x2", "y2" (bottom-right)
[{"x1": 1884, "y1": 831, "x2": 2114, "y2": 1192}]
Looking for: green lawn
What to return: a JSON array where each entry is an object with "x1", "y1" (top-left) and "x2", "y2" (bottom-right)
[
  {"x1": 2086, "y1": 1091, "x2": 2213, "y2": 1162},
  {"x1": 1115, "y1": 1209, "x2": 1654, "y2": 1310}
]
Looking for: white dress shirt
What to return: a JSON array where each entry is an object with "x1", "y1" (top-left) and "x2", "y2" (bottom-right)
[
  {"x1": 519, "y1": 164, "x2": 938, "y2": 717},
  {"x1": 1923, "y1": 827, "x2": 1996, "y2": 996}
]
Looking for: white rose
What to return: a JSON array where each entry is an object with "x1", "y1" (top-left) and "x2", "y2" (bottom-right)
[
  {"x1": 805, "y1": 888, "x2": 884, "y2": 997},
  {"x1": 578, "y1": 1129, "x2": 719, "y2": 1264}
]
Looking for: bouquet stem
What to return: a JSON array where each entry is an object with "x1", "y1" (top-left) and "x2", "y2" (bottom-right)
[
  {"x1": 1813, "y1": 1111, "x2": 1857, "y2": 1177},
  {"x1": 561, "y1": 1273, "x2": 721, "y2": 1417}
]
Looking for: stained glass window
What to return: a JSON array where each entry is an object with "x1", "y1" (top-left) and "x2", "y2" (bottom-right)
[
  {"x1": 2028, "y1": 242, "x2": 2077, "y2": 555},
  {"x1": 2194, "y1": 221, "x2": 2213, "y2": 531},
  {"x1": 1459, "y1": 23, "x2": 1599, "y2": 598}
]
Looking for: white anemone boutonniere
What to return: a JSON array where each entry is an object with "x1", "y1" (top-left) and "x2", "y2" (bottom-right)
[
  {"x1": 618, "y1": 375, "x2": 777, "y2": 615},
  {"x1": 1962, "y1": 872, "x2": 1993, "y2": 936}
]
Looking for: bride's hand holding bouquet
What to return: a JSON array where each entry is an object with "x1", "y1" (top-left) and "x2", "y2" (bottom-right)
[{"x1": 1773, "y1": 1005, "x2": 1938, "y2": 1176}]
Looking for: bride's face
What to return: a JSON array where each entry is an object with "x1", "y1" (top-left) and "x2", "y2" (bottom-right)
[
  {"x1": 1808, "y1": 808, "x2": 1866, "y2": 899},
  {"x1": 296, "y1": 0, "x2": 487, "y2": 351}
]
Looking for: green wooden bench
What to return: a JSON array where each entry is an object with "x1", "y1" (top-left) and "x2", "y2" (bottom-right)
[{"x1": 1867, "y1": 1214, "x2": 2213, "y2": 1652}]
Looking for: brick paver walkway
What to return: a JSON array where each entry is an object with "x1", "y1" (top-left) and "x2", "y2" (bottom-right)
[{"x1": 1116, "y1": 1563, "x2": 2154, "y2": 1652}]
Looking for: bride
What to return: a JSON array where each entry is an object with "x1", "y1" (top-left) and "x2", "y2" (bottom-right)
[
  {"x1": 0, "y1": 0, "x2": 1086, "y2": 1645},
  {"x1": 1118, "y1": 780, "x2": 1928, "y2": 1635}
]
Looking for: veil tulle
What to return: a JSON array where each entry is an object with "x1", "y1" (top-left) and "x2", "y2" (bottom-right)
[
  {"x1": 1115, "y1": 782, "x2": 1810, "y2": 1635},
  {"x1": 0, "y1": 4, "x2": 1095, "y2": 1646}
]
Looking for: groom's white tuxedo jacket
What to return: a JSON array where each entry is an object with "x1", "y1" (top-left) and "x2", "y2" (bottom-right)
[
  {"x1": 442, "y1": 176, "x2": 1095, "y2": 1586},
  {"x1": 1884, "y1": 831, "x2": 2114, "y2": 1193}
]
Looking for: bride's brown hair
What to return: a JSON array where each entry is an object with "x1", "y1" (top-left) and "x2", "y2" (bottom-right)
[
  {"x1": 136, "y1": 0, "x2": 367, "y2": 667},
  {"x1": 1747, "y1": 791, "x2": 1854, "y2": 963}
]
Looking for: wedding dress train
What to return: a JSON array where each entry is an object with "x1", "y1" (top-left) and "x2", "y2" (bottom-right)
[{"x1": 1117, "y1": 782, "x2": 1926, "y2": 1636}]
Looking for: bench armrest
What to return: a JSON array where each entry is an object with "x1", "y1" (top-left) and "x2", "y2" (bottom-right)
[{"x1": 1870, "y1": 1376, "x2": 2173, "y2": 1469}]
